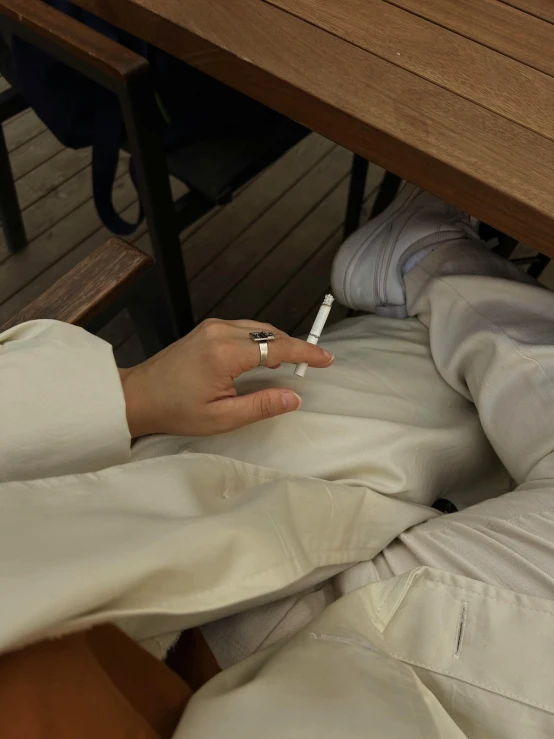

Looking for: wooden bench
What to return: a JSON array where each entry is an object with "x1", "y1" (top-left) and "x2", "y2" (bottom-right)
[{"x1": 2, "y1": 237, "x2": 173, "y2": 357}]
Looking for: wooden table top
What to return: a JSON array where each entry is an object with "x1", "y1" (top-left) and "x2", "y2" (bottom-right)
[{"x1": 75, "y1": 0, "x2": 554, "y2": 257}]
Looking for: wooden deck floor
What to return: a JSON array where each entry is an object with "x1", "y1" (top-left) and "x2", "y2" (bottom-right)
[{"x1": 0, "y1": 87, "x2": 386, "y2": 365}]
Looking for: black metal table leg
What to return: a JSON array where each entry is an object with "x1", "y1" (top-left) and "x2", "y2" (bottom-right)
[
  {"x1": 121, "y1": 73, "x2": 194, "y2": 339},
  {"x1": 343, "y1": 154, "x2": 368, "y2": 240},
  {"x1": 0, "y1": 122, "x2": 26, "y2": 252}
]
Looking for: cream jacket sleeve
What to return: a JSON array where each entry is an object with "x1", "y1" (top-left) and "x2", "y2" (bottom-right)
[
  {"x1": 0, "y1": 319, "x2": 436, "y2": 656},
  {"x1": 3, "y1": 315, "x2": 551, "y2": 738},
  {"x1": 0, "y1": 320, "x2": 131, "y2": 482}
]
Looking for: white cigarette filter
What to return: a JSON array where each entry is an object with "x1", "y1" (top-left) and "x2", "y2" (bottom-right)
[{"x1": 294, "y1": 294, "x2": 334, "y2": 377}]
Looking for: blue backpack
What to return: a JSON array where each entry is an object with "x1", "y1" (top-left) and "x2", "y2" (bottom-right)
[{"x1": 10, "y1": 0, "x2": 266, "y2": 235}]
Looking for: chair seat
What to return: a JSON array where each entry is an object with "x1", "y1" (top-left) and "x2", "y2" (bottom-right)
[{"x1": 166, "y1": 112, "x2": 308, "y2": 205}]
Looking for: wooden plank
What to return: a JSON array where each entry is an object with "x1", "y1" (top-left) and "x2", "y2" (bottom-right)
[
  {"x1": 210, "y1": 176, "x2": 351, "y2": 321},
  {"x1": 10, "y1": 129, "x2": 65, "y2": 180},
  {"x1": 4, "y1": 109, "x2": 45, "y2": 152},
  {"x1": 259, "y1": 185, "x2": 381, "y2": 330},
  {"x1": 501, "y1": 0, "x2": 554, "y2": 24},
  {"x1": 258, "y1": 228, "x2": 343, "y2": 332},
  {"x1": 15, "y1": 146, "x2": 92, "y2": 210},
  {"x1": 2, "y1": 238, "x2": 152, "y2": 330},
  {"x1": 135, "y1": 164, "x2": 295, "y2": 264},
  {"x1": 269, "y1": 0, "x2": 554, "y2": 142},
  {"x1": 211, "y1": 162, "x2": 385, "y2": 320},
  {"x1": 0, "y1": 156, "x2": 128, "y2": 260},
  {"x1": 178, "y1": 133, "x2": 334, "y2": 280},
  {"x1": 0, "y1": 170, "x2": 184, "y2": 323},
  {"x1": 0, "y1": 194, "x2": 144, "y2": 323},
  {"x1": 0, "y1": 170, "x2": 139, "y2": 308},
  {"x1": 74, "y1": 0, "x2": 554, "y2": 255},
  {"x1": 191, "y1": 144, "x2": 351, "y2": 319},
  {"x1": 385, "y1": 0, "x2": 554, "y2": 78}
]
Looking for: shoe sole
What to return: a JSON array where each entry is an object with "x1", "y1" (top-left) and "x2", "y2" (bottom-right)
[{"x1": 333, "y1": 183, "x2": 420, "y2": 309}]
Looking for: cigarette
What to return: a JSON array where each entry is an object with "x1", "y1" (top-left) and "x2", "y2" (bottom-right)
[{"x1": 294, "y1": 294, "x2": 334, "y2": 377}]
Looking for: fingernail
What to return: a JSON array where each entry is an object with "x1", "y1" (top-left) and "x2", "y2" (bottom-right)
[
  {"x1": 282, "y1": 391, "x2": 302, "y2": 412},
  {"x1": 322, "y1": 350, "x2": 334, "y2": 362}
]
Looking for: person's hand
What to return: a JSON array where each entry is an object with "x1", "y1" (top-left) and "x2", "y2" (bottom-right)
[{"x1": 118, "y1": 318, "x2": 334, "y2": 438}]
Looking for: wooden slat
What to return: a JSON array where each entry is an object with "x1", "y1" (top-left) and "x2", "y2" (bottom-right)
[
  {"x1": 501, "y1": 0, "x2": 554, "y2": 24},
  {"x1": 74, "y1": 0, "x2": 554, "y2": 256},
  {"x1": 211, "y1": 174, "x2": 351, "y2": 321},
  {"x1": 10, "y1": 128, "x2": 65, "y2": 180},
  {"x1": 0, "y1": 158, "x2": 126, "y2": 260},
  {"x1": 2, "y1": 238, "x2": 151, "y2": 330},
  {"x1": 4, "y1": 109, "x2": 45, "y2": 151},
  {"x1": 259, "y1": 184, "x2": 381, "y2": 329},
  {"x1": 15, "y1": 146, "x2": 92, "y2": 210},
  {"x1": 133, "y1": 134, "x2": 332, "y2": 260},
  {"x1": 133, "y1": 136, "x2": 328, "y2": 260},
  {"x1": 0, "y1": 194, "x2": 145, "y2": 324},
  {"x1": 0, "y1": 170, "x2": 139, "y2": 308},
  {"x1": 269, "y1": 0, "x2": 554, "y2": 142},
  {"x1": 0, "y1": 162, "x2": 182, "y2": 325},
  {"x1": 191, "y1": 144, "x2": 350, "y2": 319},
  {"x1": 3, "y1": 172, "x2": 184, "y2": 311},
  {"x1": 386, "y1": 0, "x2": 554, "y2": 78},
  {"x1": 212, "y1": 163, "x2": 385, "y2": 320},
  {"x1": 259, "y1": 228, "x2": 344, "y2": 330},
  {"x1": 177, "y1": 133, "x2": 334, "y2": 279}
]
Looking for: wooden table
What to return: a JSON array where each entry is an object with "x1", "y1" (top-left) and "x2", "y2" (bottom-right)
[{"x1": 75, "y1": 0, "x2": 554, "y2": 257}]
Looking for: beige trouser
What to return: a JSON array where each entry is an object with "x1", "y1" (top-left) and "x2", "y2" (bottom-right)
[
  {"x1": 344, "y1": 241, "x2": 554, "y2": 598},
  {"x1": 134, "y1": 239, "x2": 554, "y2": 666}
]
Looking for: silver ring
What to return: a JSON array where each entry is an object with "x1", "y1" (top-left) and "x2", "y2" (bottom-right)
[
  {"x1": 249, "y1": 331, "x2": 276, "y2": 367},
  {"x1": 258, "y1": 341, "x2": 269, "y2": 367}
]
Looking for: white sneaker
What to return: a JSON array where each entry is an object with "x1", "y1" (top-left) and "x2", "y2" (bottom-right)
[{"x1": 331, "y1": 183, "x2": 481, "y2": 316}]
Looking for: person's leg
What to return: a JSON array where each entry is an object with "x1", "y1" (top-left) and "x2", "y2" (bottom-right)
[
  {"x1": 134, "y1": 311, "x2": 509, "y2": 507},
  {"x1": 197, "y1": 190, "x2": 522, "y2": 668},
  {"x1": 338, "y1": 238, "x2": 554, "y2": 599},
  {"x1": 145, "y1": 185, "x2": 512, "y2": 509}
]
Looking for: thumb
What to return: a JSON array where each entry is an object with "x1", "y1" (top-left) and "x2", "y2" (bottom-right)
[{"x1": 217, "y1": 388, "x2": 302, "y2": 431}]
